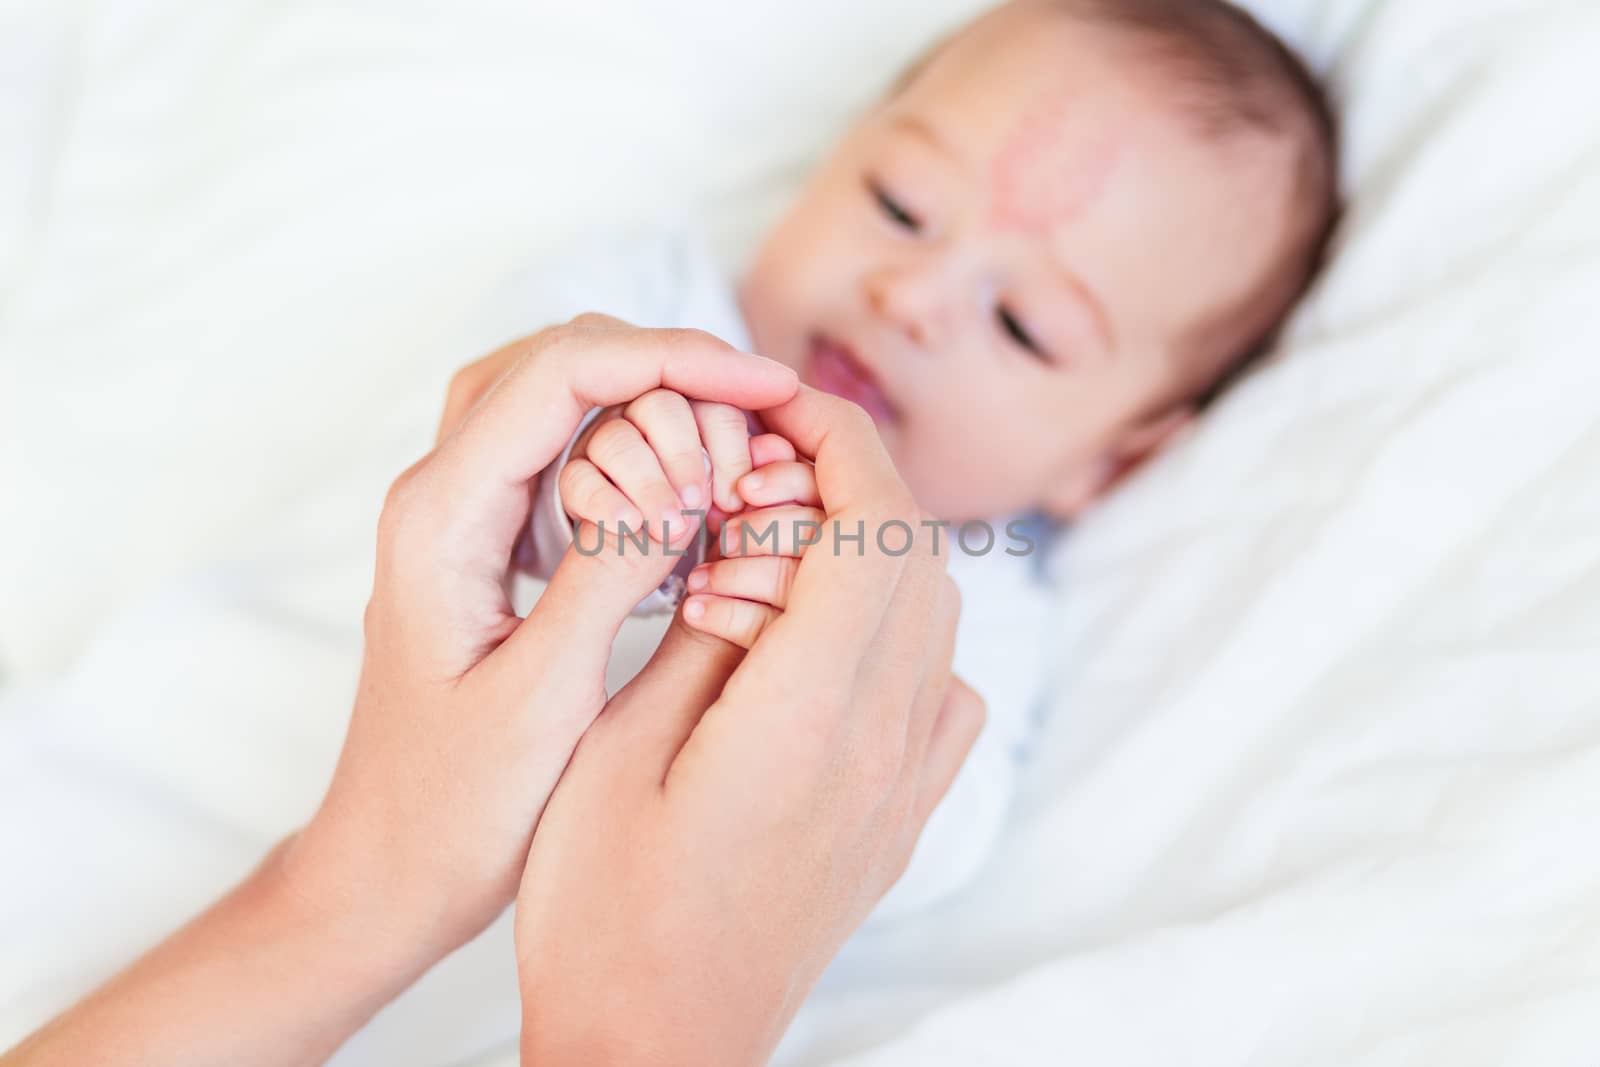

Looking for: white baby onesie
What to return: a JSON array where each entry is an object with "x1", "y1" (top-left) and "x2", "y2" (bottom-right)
[{"x1": 482, "y1": 221, "x2": 1057, "y2": 921}]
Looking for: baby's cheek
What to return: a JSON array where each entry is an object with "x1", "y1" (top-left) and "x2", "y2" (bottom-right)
[{"x1": 895, "y1": 411, "x2": 1020, "y2": 518}]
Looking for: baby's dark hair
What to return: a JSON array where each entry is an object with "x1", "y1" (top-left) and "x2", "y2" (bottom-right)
[
  {"x1": 1063, "y1": 0, "x2": 1341, "y2": 410},
  {"x1": 892, "y1": 0, "x2": 1341, "y2": 411}
]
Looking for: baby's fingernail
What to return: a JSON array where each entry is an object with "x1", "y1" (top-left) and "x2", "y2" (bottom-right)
[
  {"x1": 668, "y1": 510, "x2": 703, "y2": 543},
  {"x1": 683, "y1": 598, "x2": 706, "y2": 621},
  {"x1": 679, "y1": 484, "x2": 703, "y2": 509},
  {"x1": 617, "y1": 506, "x2": 644, "y2": 530},
  {"x1": 687, "y1": 568, "x2": 708, "y2": 591}
]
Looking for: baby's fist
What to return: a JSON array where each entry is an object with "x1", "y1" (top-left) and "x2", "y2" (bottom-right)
[
  {"x1": 682, "y1": 433, "x2": 823, "y2": 650},
  {"x1": 561, "y1": 390, "x2": 753, "y2": 546}
]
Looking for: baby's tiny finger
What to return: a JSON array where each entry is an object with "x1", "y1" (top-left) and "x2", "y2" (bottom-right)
[
  {"x1": 693, "y1": 401, "x2": 755, "y2": 513},
  {"x1": 681, "y1": 594, "x2": 781, "y2": 652},
  {"x1": 626, "y1": 389, "x2": 709, "y2": 511},
  {"x1": 737, "y1": 461, "x2": 821, "y2": 509},
  {"x1": 558, "y1": 458, "x2": 645, "y2": 530},
  {"x1": 686, "y1": 556, "x2": 800, "y2": 610},
  {"x1": 584, "y1": 417, "x2": 690, "y2": 544},
  {"x1": 716, "y1": 505, "x2": 828, "y2": 558},
  {"x1": 748, "y1": 432, "x2": 797, "y2": 467}
]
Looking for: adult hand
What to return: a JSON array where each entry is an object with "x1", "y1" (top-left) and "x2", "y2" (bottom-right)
[
  {"x1": 293, "y1": 313, "x2": 800, "y2": 965},
  {"x1": 516, "y1": 387, "x2": 987, "y2": 1066},
  {"x1": 2, "y1": 315, "x2": 798, "y2": 1067}
]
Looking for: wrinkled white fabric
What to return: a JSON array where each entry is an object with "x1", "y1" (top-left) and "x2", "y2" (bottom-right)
[{"x1": 4, "y1": 1, "x2": 1600, "y2": 1065}]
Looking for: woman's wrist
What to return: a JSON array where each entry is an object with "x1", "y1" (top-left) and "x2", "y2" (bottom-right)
[
  {"x1": 516, "y1": 939, "x2": 792, "y2": 1067},
  {"x1": 267, "y1": 831, "x2": 440, "y2": 985},
  {"x1": 277, "y1": 814, "x2": 488, "y2": 986}
]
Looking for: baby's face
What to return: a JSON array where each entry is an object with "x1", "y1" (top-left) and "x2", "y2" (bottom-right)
[{"x1": 740, "y1": 3, "x2": 1304, "y2": 521}]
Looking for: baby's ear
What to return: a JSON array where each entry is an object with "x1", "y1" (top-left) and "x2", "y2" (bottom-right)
[{"x1": 1042, "y1": 407, "x2": 1195, "y2": 518}]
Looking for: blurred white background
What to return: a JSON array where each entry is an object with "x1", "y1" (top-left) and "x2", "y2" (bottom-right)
[{"x1": 4, "y1": 2, "x2": 1600, "y2": 1065}]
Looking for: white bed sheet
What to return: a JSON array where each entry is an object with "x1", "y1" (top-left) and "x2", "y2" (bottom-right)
[{"x1": 4, "y1": 0, "x2": 1600, "y2": 1063}]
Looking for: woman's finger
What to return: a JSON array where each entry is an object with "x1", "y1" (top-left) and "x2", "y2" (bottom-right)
[
  {"x1": 901, "y1": 572, "x2": 963, "y2": 775},
  {"x1": 736, "y1": 461, "x2": 821, "y2": 509},
  {"x1": 742, "y1": 388, "x2": 922, "y2": 670},
  {"x1": 626, "y1": 389, "x2": 710, "y2": 511},
  {"x1": 582, "y1": 418, "x2": 692, "y2": 545},
  {"x1": 909, "y1": 676, "x2": 986, "y2": 829},
  {"x1": 693, "y1": 401, "x2": 756, "y2": 513},
  {"x1": 435, "y1": 321, "x2": 796, "y2": 505},
  {"x1": 686, "y1": 555, "x2": 800, "y2": 610},
  {"x1": 558, "y1": 458, "x2": 645, "y2": 531},
  {"x1": 839, "y1": 529, "x2": 953, "y2": 795},
  {"x1": 681, "y1": 594, "x2": 782, "y2": 652}
]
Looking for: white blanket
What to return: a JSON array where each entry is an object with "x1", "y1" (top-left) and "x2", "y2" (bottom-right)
[{"x1": 4, "y1": 1, "x2": 1600, "y2": 1063}]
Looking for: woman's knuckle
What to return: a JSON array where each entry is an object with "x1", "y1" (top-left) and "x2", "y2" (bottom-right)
[
  {"x1": 380, "y1": 461, "x2": 423, "y2": 519},
  {"x1": 445, "y1": 362, "x2": 481, "y2": 401},
  {"x1": 538, "y1": 320, "x2": 580, "y2": 350},
  {"x1": 378, "y1": 466, "x2": 439, "y2": 559},
  {"x1": 666, "y1": 326, "x2": 716, "y2": 349}
]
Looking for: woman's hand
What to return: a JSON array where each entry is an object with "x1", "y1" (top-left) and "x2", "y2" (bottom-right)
[
  {"x1": 290, "y1": 315, "x2": 799, "y2": 961},
  {"x1": 515, "y1": 387, "x2": 986, "y2": 1066},
  {"x1": 1, "y1": 315, "x2": 798, "y2": 1067}
]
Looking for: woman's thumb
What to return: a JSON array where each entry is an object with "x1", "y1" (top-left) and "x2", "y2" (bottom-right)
[{"x1": 493, "y1": 520, "x2": 684, "y2": 687}]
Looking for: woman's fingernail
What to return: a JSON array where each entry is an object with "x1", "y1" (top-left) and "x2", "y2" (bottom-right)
[
  {"x1": 680, "y1": 483, "x2": 703, "y2": 509},
  {"x1": 684, "y1": 598, "x2": 706, "y2": 621},
  {"x1": 747, "y1": 352, "x2": 796, "y2": 377},
  {"x1": 687, "y1": 568, "x2": 708, "y2": 591},
  {"x1": 743, "y1": 472, "x2": 763, "y2": 492}
]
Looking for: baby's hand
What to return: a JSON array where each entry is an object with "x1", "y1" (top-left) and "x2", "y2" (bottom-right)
[
  {"x1": 561, "y1": 390, "x2": 757, "y2": 544},
  {"x1": 681, "y1": 432, "x2": 824, "y2": 650}
]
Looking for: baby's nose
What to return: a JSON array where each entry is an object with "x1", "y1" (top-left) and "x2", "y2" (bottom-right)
[{"x1": 865, "y1": 265, "x2": 952, "y2": 349}]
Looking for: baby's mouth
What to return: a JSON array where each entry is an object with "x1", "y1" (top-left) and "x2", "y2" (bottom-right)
[{"x1": 805, "y1": 333, "x2": 898, "y2": 425}]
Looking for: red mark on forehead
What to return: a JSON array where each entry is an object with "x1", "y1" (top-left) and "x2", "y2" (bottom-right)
[{"x1": 989, "y1": 92, "x2": 1121, "y2": 234}]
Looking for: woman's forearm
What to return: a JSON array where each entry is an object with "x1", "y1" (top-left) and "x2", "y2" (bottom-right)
[{"x1": 2, "y1": 836, "x2": 436, "y2": 1067}]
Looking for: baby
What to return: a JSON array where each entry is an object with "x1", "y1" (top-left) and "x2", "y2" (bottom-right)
[{"x1": 513, "y1": 0, "x2": 1338, "y2": 917}]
